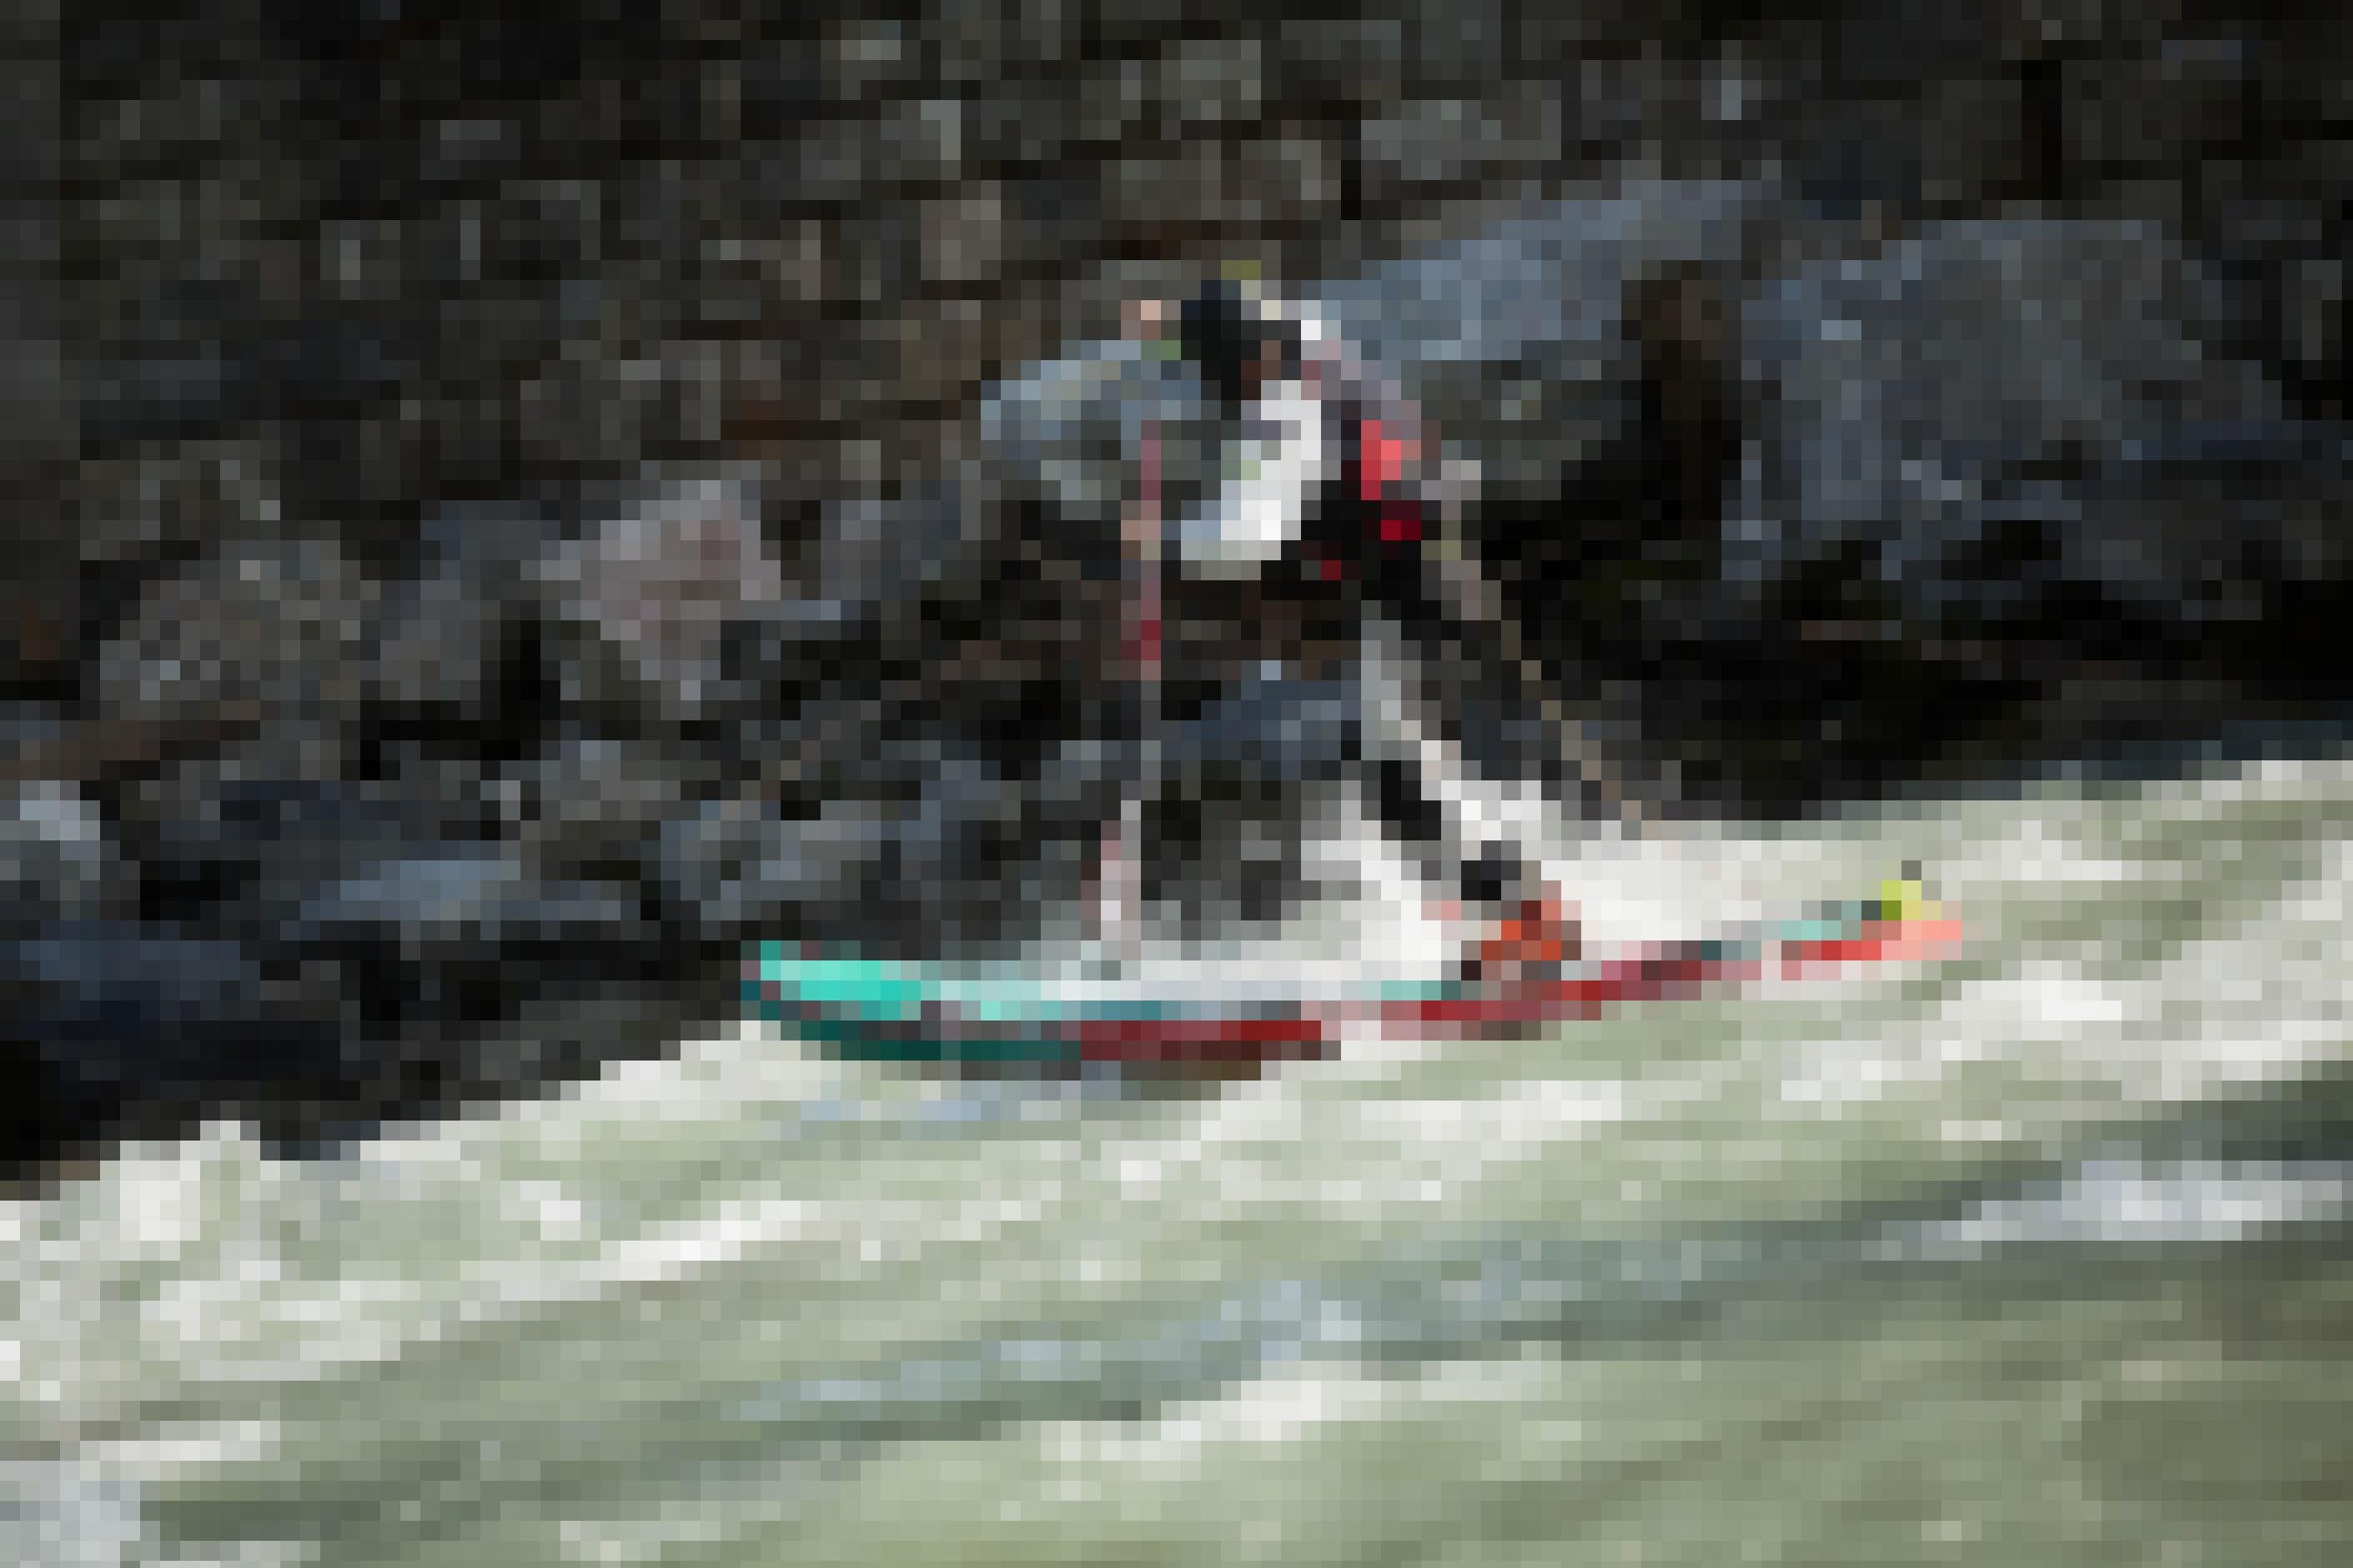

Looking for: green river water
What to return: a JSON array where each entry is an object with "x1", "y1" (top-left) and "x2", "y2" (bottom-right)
[{"x1": 10, "y1": 756, "x2": 2351, "y2": 1566}]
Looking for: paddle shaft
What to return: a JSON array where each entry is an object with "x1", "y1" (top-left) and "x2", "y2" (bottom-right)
[{"x1": 1100, "y1": 420, "x2": 1163, "y2": 948}]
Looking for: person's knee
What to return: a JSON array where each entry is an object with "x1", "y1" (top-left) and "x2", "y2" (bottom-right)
[{"x1": 1457, "y1": 844, "x2": 1527, "y2": 909}]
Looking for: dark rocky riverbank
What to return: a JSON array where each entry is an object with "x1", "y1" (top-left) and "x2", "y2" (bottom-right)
[{"x1": 9, "y1": 2, "x2": 2350, "y2": 1178}]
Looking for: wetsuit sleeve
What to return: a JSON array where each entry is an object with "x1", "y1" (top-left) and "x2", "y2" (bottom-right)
[{"x1": 1169, "y1": 384, "x2": 1331, "y2": 577}]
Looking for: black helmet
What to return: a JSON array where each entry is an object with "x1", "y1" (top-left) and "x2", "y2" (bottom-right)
[{"x1": 1177, "y1": 279, "x2": 1299, "y2": 409}]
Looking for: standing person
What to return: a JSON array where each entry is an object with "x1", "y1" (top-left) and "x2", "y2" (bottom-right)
[{"x1": 1142, "y1": 276, "x2": 1578, "y2": 971}]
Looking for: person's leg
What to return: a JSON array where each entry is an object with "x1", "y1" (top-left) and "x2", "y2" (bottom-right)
[{"x1": 1350, "y1": 615, "x2": 1576, "y2": 964}]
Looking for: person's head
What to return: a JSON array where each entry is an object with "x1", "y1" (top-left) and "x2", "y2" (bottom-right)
[{"x1": 1177, "y1": 279, "x2": 1298, "y2": 411}]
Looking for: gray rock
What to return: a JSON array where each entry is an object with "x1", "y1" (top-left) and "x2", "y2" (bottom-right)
[
  {"x1": 370, "y1": 561, "x2": 511, "y2": 717},
  {"x1": 1317, "y1": 177, "x2": 1772, "y2": 510},
  {"x1": 536, "y1": 470, "x2": 786, "y2": 717},
  {"x1": 91, "y1": 536, "x2": 387, "y2": 746},
  {"x1": 655, "y1": 796, "x2": 893, "y2": 942},
  {"x1": 497, "y1": 736, "x2": 699, "y2": 882},
  {"x1": 121, "y1": 759, "x2": 499, "y2": 925},
  {"x1": 286, "y1": 848, "x2": 636, "y2": 949},
  {"x1": 2, "y1": 783, "x2": 122, "y2": 928},
  {"x1": 5, "y1": 920, "x2": 350, "y2": 1153},
  {"x1": 1727, "y1": 216, "x2": 2327, "y2": 625}
]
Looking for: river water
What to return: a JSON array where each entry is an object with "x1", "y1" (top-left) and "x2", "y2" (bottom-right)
[{"x1": 10, "y1": 756, "x2": 2351, "y2": 1566}]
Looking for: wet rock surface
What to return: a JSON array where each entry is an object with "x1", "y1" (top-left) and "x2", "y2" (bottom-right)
[{"x1": 12, "y1": 2, "x2": 2352, "y2": 1177}]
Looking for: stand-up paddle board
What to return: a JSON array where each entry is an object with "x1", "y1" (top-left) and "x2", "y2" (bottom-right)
[{"x1": 745, "y1": 880, "x2": 1962, "y2": 1070}]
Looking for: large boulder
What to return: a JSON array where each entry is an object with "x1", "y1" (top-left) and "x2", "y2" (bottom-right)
[
  {"x1": 1315, "y1": 176, "x2": 1770, "y2": 514},
  {"x1": 1725, "y1": 216, "x2": 2323, "y2": 628},
  {"x1": 90, "y1": 536, "x2": 387, "y2": 763},
  {"x1": 956, "y1": 193, "x2": 2353, "y2": 816},
  {"x1": 4, "y1": 921, "x2": 348, "y2": 1163}
]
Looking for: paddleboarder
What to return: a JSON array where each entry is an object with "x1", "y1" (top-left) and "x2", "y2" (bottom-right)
[{"x1": 1133, "y1": 276, "x2": 1579, "y2": 971}]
